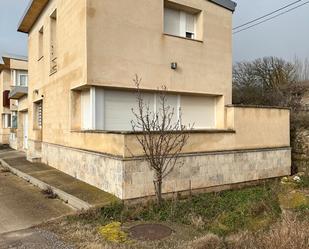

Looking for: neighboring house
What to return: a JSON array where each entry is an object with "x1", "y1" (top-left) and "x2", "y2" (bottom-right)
[
  {"x1": 17, "y1": 0, "x2": 291, "y2": 200},
  {"x1": 0, "y1": 54, "x2": 28, "y2": 149}
]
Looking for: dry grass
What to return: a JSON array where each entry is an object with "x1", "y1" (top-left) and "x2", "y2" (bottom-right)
[
  {"x1": 227, "y1": 213, "x2": 309, "y2": 249},
  {"x1": 45, "y1": 213, "x2": 309, "y2": 249},
  {"x1": 42, "y1": 180, "x2": 309, "y2": 249},
  {"x1": 183, "y1": 213, "x2": 309, "y2": 249}
]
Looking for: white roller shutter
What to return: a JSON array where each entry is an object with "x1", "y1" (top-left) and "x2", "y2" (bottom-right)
[
  {"x1": 104, "y1": 90, "x2": 154, "y2": 131},
  {"x1": 81, "y1": 90, "x2": 92, "y2": 130},
  {"x1": 181, "y1": 96, "x2": 216, "y2": 129},
  {"x1": 164, "y1": 8, "x2": 181, "y2": 36}
]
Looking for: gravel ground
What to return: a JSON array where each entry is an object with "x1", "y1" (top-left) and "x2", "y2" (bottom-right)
[{"x1": 0, "y1": 228, "x2": 75, "y2": 249}]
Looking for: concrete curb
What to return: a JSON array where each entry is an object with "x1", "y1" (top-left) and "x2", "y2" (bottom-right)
[{"x1": 0, "y1": 159, "x2": 92, "y2": 210}]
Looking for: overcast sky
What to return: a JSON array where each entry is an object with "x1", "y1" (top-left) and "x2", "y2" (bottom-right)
[{"x1": 0, "y1": 0, "x2": 308, "y2": 63}]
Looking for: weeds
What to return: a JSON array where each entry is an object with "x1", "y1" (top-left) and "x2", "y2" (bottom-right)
[
  {"x1": 42, "y1": 186, "x2": 58, "y2": 199},
  {"x1": 71, "y1": 183, "x2": 281, "y2": 236},
  {"x1": 0, "y1": 166, "x2": 10, "y2": 173}
]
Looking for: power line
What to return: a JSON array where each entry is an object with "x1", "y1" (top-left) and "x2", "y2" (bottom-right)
[
  {"x1": 233, "y1": 0, "x2": 309, "y2": 35},
  {"x1": 233, "y1": 0, "x2": 303, "y2": 30}
]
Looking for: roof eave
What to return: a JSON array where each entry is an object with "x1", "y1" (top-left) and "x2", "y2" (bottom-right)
[
  {"x1": 17, "y1": 0, "x2": 49, "y2": 34},
  {"x1": 209, "y1": 0, "x2": 237, "y2": 12}
]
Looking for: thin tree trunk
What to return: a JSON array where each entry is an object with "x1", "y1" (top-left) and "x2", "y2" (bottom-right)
[{"x1": 154, "y1": 173, "x2": 163, "y2": 205}]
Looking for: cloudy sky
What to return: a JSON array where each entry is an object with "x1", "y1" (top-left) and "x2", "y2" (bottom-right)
[{"x1": 0, "y1": 0, "x2": 308, "y2": 63}]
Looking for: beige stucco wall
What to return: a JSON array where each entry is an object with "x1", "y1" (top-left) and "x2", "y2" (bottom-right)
[
  {"x1": 27, "y1": 0, "x2": 234, "y2": 156},
  {"x1": 37, "y1": 106, "x2": 290, "y2": 159},
  {"x1": 124, "y1": 106, "x2": 290, "y2": 157},
  {"x1": 85, "y1": 0, "x2": 233, "y2": 103},
  {"x1": 27, "y1": 0, "x2": 87, "y2": 159},
  {"x1": 9, "y1": 59, "x2": 28, "y2": 71}
]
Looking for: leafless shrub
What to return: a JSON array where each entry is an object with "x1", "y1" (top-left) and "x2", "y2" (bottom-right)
[
  {"x1": 42, "y1": 186, "x2": 58, "y2": 199},
  {"x1": 130, "y1": 76, "x2": 192, "y2": 205},
  {"x1": 0, "y1": 166, "x2": 10, "y2": 173}
]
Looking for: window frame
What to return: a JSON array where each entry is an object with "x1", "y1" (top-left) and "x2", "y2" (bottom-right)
[
  {"x1": 49, "y1": 9, "x2": 58, "y2": 75},
  {"x1": 80, "y1": 88, "x2": 217, "y2": 132},
  {"x1": 163, "y1": 4, "x2": 201, "y2": 41},
  {"x1": 18, "y1": 73, "x2": 28, "y2": 87},
  {"x1": 2, "y1": 113, "x2": 12, "y2": 129},
  {"x1": 38, "y1": 26, "x2": 44, "y2": 61}
]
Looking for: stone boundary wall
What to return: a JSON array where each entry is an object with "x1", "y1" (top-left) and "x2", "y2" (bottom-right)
[{"x1": 41, "y1": 142, "x2": 291, "y2": 200}]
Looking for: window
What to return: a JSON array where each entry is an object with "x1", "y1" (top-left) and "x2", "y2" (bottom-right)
[
  {"x1": 81, "y1": 89, "x2": 92, "y2": 130},
  {"x1": 34, "y1": 101, "x2": 43, "y2": 129},
  {"x1": 38, "y1": 26, "x2": 44, "y2": 60},
  {"x1": 13, "y1": 70, "x2": 28, "y2": 86},
  {"x1": 50, "y1": 9, "x2": 57, "y2": 74},
  {"x1": 18, "y1": 73, "x2": 28, "y2": 86},
  {"x1": 2, "y1": 114, "x2": 11, "y2": 128},
  {"x1": 80, "y1": 88, "x2": 216, "y2": 131},
  {"x1": 11, "y1": 111, "x2": 18, "y2": 129},
  {"x1": 164, "y1": 7, "x2": 197, "y2": 39}
]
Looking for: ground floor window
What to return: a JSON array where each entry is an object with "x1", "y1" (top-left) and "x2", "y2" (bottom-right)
[
  {"x1": 34, "y1": 101, "x2": 43, "y2": 129},
  {"x1": 11, "y1": 111, "x2": 18, "y2": 129},
  {"x1": 2, "y1": 113, "x2": 11, "y2": 128},
  {"x1": 80, "y1": 88, "x2": 216, "y2": 131}
]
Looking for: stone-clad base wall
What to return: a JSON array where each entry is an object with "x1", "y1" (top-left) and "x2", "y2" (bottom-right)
[
  {"x1": 41, "y1": 142, "x2": 124, "y2": 198},
  {"x1": 40, "y1": 142, "x2": 291, "y2": 200},
  {"x1": 123, "y1": 148, "x2": 291, "y2": 199}
]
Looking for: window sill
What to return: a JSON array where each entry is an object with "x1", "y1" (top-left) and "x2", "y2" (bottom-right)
[
  {"x1": 163, "y1": 33, "x2": 203, "y2": 43},
  {"x1": 71, "y1": 129, "x2": 235, "y2": 135}
]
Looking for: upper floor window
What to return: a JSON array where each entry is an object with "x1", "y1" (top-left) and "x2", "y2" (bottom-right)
[
  {"x1": 164, "y1": 7, "x2": 197, "y2": 39},
  {"x1": 12, "y1": 70, "x2": 28, "y2": 87},
  {"x1": 38, "y1": 26, "x2": 44, "y2": 60},
  {"x1": 50, "y1": 9, "x2": 57, "y2": 74}
]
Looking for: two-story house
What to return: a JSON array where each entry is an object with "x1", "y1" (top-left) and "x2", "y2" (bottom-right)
[
  {"x1": 0, "y1": 54, "x2": 28, "y2": 150},
  {"x1": 17, "y1": 0, "x2": 291, "y2": 200}
]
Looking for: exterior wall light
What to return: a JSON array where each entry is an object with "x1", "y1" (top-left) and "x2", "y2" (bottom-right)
[{"x1": 171, "y1": 62, "x2": 177, "y2": 70}]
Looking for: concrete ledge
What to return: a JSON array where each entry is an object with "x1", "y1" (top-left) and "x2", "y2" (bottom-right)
[
  {"x1": 226, "y1": 104, "x2": 291, "y2": 110},
  {"x1": 0, "y1": 159, "x2": 92, "y2": 210}
]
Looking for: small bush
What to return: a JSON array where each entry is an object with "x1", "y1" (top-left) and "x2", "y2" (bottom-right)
[
  {"x1": 98, "y1": 222, "x2": 128, "y2": 243},
  {"x1": 0, "y1": 167, "x2": 10, "y2": 173},
  {"x1": 42, "y1": 186, "x2": 58, "y2": 199}
]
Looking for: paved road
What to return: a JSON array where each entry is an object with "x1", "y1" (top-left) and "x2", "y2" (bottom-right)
[
  {"x1": 0, "y1": 229, "x2": 74, "y2": 249},
  {"x1": 0, "y1": 168, "x2": 73, "y2": 248}
]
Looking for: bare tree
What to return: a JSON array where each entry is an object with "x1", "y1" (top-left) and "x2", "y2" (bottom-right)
[
  {"x1": 294, "y1": 56, "x2": 309, "y2": 82},
  {"x1": 130, "y1": 76, "x2": 191, "y2": 205},
  {"x1": 232, "y1": 56, "x2": 309, "y2": 111}
]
